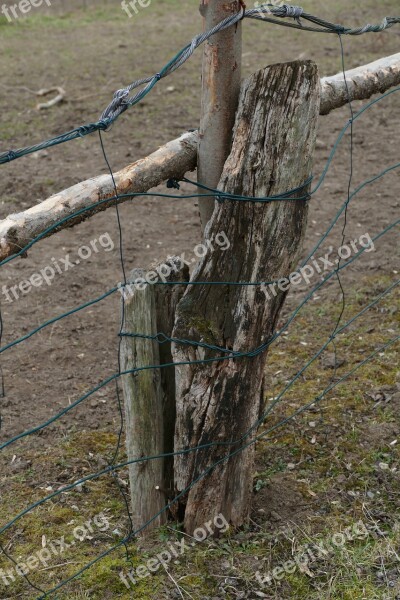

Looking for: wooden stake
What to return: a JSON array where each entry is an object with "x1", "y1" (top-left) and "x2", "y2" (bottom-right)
[
  {"x1": 121, "y1": 268, "x2": 165, "y2": 534},
  {"x1": 121, "y1": 259, "x2": 189, "y2": 535},
  {"x1": 173, "y1": 60, "x2": 321, "y2": 533}
]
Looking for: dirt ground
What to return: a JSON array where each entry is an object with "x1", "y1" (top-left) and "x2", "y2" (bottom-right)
[
  {"x1": 0, "y1": 1, "x2": 399, "y2": 598},
  {"x1": 0, "y1": 0, "x2": 398, "y2": 442}
]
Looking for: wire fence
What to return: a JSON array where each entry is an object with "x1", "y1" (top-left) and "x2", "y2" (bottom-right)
[{"x1": 0, "y1": 3, "x2": 399, "y2": 598}]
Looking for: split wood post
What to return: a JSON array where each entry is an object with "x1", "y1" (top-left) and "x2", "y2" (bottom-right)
[
  {"x1": 151, "y1": 258, "x2": 190, "y2": 498},
  {"x1": 197, "y1": 0, "x2": 242, "y2": 232},
  {"x1": 172, "y1": 60, "x2": 321, "y2": 533},
  {"x1": 121, "y1": 268, "x2": 164, "y2": 534},
  {"x1": 121, "y1": 259, "x2": 189, "y2": 535}
]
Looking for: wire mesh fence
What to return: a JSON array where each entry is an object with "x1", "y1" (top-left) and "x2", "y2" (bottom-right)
[{"x1": 0, "y1": 3, "x2": 399, "y2": 598}]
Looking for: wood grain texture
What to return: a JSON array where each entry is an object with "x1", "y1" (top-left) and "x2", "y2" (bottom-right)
[
  {"x1": 151, "y1": 257, "x2": 190, "y2": 499},
  {"x1": 172, "y1": 60, "x2": 320, "y2": 533},
  {"x1": 121, "y1": 259, "x2": 189, "y2": 534},
  {"x1": 121, "y1": 268, "x2": 165, "y2": 534}
]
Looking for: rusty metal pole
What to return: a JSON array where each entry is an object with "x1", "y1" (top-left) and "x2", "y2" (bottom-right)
[{"x1": 198, "y1": 0, "x2": 243, "y2": 232}]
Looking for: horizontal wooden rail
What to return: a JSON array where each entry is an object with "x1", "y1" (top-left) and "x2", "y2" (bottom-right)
[
  {"x1": 1, "y1": 53, "x2": 400, "y2": 262},
  {"x1": 320, "y1": 52, "x2": 400, "y2": 115}
]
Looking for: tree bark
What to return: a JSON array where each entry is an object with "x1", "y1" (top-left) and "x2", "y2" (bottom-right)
[{"x1": 172, "y1": 60, "x2": 320, "y2": 533}]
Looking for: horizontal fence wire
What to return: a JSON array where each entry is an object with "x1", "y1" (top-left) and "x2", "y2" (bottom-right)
[
  {"x1": 1, "y1": 83, "x2": 400, "y2": 269},
  {"x1": 0, "y1": 4, "x2": 399, "y2": 599}
]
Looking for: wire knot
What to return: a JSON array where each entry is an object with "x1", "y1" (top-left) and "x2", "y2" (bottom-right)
[
  {"x1": 114, "y1": 88, "x2": 129, "y2": 101},
  {"x1": 101, "y1": 89, "x2": 129, "y2": 121},
  {"x1": 77, "y1": 125, "x2": 91, "y2": 137},
  {"x1": 7, "y1": 150, "x2": 17, "y2": 162},
  {"x1": 97, "y1": 119, "x2": 110, "y2": 131},
  {"x1": 282, "y1": 4, "x2": 304, "y2": 19},
  {"x1": 167, "y1": 178, "x2": 180, "y2": 190}
]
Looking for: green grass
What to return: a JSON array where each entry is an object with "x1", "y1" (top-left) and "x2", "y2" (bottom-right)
[{"x1": 0, "y1": 275, "x2": 398, "y2": 598}]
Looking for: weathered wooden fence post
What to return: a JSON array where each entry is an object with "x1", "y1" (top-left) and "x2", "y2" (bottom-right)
[
  {"x1": 121, "y1": 259, "x2": 188, "y2": 535},
  {"x1": 198, "y1": 0, "x2": 242, "y2": 231},
  {"x1": 173, "y1": 60, "x2": 321, "y2": 533},
  {"x1": 121, "y1": 268, "x2": 165, "y2": 534}
]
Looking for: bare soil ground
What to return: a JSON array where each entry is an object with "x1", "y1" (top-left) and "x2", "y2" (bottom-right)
[{"x1": 0, "y1": 1, "x2": 399, "y2": 598}]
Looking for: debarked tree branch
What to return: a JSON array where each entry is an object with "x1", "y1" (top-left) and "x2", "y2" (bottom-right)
[{"x1": 1, "y1": 52, "x2": 399, "y2": 262}]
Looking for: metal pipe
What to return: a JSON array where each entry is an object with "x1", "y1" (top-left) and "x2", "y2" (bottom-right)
[{"x1": 197, "y1": 0, "x2": 243, "y2": 232}]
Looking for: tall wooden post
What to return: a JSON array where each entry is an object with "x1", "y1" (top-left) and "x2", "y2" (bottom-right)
[
  {"x1": 173, "y1": 60, "x2": 320, "y2": 533},
  {"x1": 198, "y1": 0, "x2": 243, "y2": 232}
]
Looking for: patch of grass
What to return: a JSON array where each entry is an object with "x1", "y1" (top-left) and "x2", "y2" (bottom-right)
[{"x1": 0, "y1": 274, "x2": 398, "y2": 598}]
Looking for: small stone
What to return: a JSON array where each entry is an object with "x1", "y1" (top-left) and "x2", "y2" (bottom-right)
[
  {"x1": 369, "y1": 390, "x2": 387, "y2": 402},
  {"x1": 315, "y1": 139, "x2": 327, "y2": 150},
  {"x1": 270, "y1": 510, "x2": 282, "y2": 521},
  {"x1": 378, "y1": 462, "x2": 389, "y2": 470},
  {"x1": 10, "y1": 459, "x2": 31, "y2": 473},
  {"x1": 322, "y1": 353, "x2": 345, "y2": 369},
  {"x1": 32, "y1": 150, "x2": 49, "y2": 159}
]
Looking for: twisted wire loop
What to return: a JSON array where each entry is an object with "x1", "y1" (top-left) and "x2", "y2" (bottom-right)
[
  {"x1": 282, "y1": 4, "x2": 304, "y2": 19},
  {"x1": 101, "y1": 88, "x2": 130, "y2": 121},
  {"x1": 1, "y1": 6, "x2": 400, "y2": 163},
  {"x1": 5, "y1": 150, "x2": 17, "y2": 162}
]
